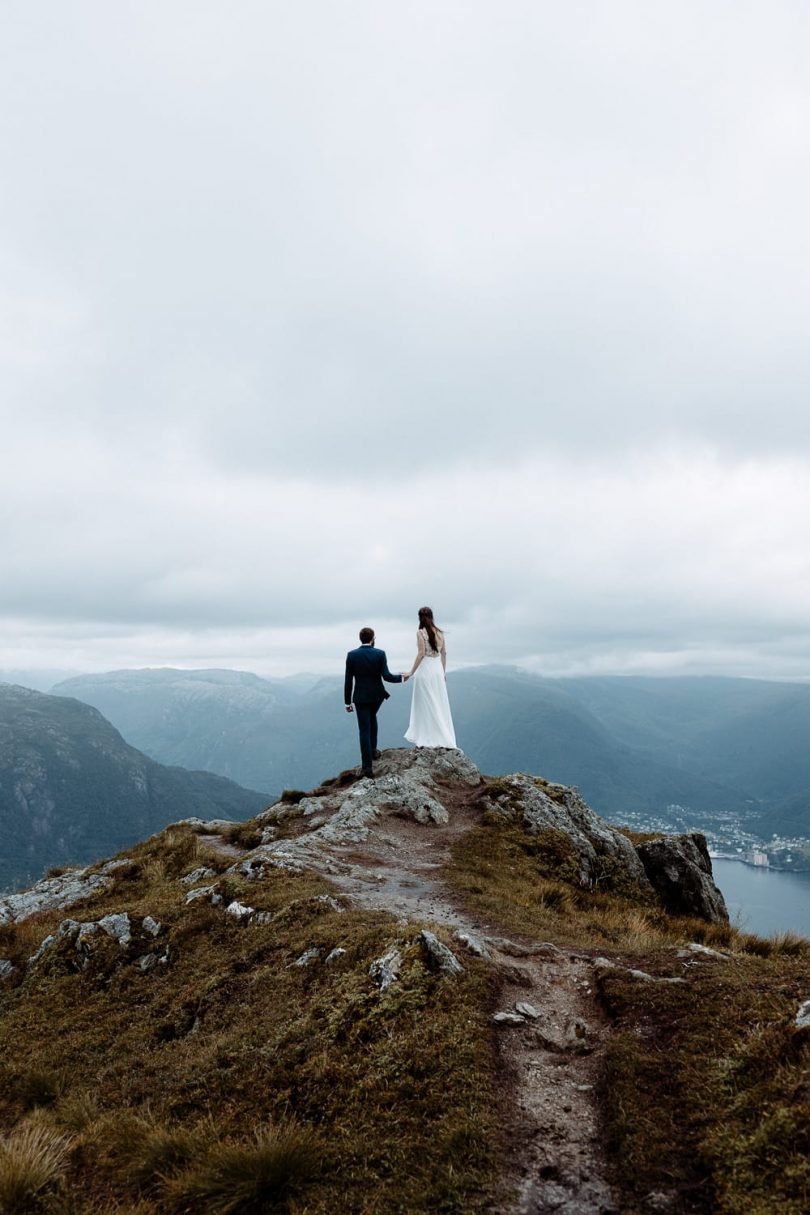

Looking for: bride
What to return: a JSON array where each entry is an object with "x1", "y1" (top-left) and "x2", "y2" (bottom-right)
[{"x1": 404, "y1": 606, "x2": 457, "y2": 748}]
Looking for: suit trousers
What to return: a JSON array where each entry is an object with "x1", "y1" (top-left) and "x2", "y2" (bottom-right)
[{"x1": 354, "y1": 701, "x2": 381, "y2": 771}]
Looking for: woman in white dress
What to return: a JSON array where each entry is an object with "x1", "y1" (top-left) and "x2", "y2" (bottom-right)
[{"x1": 404, "y1": 606, "x2": 457, "y2": 748}]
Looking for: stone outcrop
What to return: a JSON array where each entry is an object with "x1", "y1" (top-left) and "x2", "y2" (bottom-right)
[
  {"x1": 679, "y1": 942, "x2": 730, "y2": 962},
  {"x1": 369, "y1": 947, "x2": 402, "y2": 991},
  {"x1": 635, "y1": 834, "x2": 728, "y2": 922},
  {"x1": 0, "y1": 858, "x2": 131, "y2": 924},
  {"x1": 595, "y1": 957, "x2": 687, "y2": 986},
  {"x1": 487, "y1": 773, "x2": 728, "y2": 923},
  {"x1": 238, "y1": 748, "x2": 480, "y2": 879},
  {"x1": 486, "y1": 775, "x2": 653, "y2": 891},
  {"x1": 417, "y1": 929, "x2": 463, "y2": 976},
  {"x1": 795, "y1": 1000, "x2": 810, "y2": 1030},
  {"x1": 25, "y1": 912, "x2": 167, "y2": 972}
]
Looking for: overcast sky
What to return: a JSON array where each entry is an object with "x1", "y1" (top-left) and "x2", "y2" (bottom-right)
[{"x1": 3, "y1": 1, "x2": 810, "y2": 680}]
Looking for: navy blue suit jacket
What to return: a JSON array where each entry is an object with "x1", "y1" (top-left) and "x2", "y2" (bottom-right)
[{"x1": 344, "y1": 645, "x2": 402, "y2": 706}]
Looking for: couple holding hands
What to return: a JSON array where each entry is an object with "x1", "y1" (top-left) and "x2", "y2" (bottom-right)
[{"x1": 344, "y1": 606, "x2": 457, "y2": 777}]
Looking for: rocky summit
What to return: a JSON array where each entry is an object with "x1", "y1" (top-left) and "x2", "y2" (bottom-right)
[{"x1": 0, "y1": 748, "x2": 807, "y2": 1215}]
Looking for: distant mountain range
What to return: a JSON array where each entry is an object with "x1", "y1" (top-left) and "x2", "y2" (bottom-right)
[
  {"x1": 52, "y1": 667, "x2": 810, "y2": 836},
  {"x1": 0, "y1": 683, "x2": 267, "y2": 893}
]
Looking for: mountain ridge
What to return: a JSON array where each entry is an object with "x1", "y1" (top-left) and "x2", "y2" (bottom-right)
[
  {"x1": 52, "y1": 666, "x2": 802, "y2": 824},
  {"x1": 0, "y1": 682, "x2": 267, "y2": 893}
]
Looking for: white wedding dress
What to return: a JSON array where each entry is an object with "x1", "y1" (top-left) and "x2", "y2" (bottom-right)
[{"x1": 405, "y1": 628, "x2": 457, "y2": 748}]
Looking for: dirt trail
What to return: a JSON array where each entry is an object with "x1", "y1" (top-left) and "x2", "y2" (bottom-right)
[{"x1": 325, "y1": 787, "x2": 619, "y2": 1215}]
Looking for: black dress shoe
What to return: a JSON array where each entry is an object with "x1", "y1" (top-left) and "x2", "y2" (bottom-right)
[
  {"x1": 362, "y1": 767, "x2": 375, "y2": 779},
  {"x1": 372, "y1": 750, "x2": 381, "y2": 759}
]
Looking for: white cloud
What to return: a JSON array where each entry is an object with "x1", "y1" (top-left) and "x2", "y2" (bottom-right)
[
  {"x1": 3, "y1": 445, "x2": 810, "y2": 678},
  {"x1": 3, "y1": 3, "x2": 810, "y2": 676}
]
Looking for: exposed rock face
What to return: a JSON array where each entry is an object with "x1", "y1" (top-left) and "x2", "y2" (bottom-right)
[
  {"x1": 0, "y1": 858, "x2": 130, "y2": 924},
  {"x1": 487, "y1": 774, "x2": 728, "y2": 923},
  {"x1": 24, "y1": 912, "x2": 165, "y2": 973},
  {"x1": 417, "y1": 929, "x2": 464, "y2": 976},
  {"x1": 180, "y1": 866, "x2": 215, "y2": 885},
  {"x1": 231, "y1": 751, "x2": 729, "y2": 924},
  {"x1": 487, "y1": 775, "x2": 653, "y2": 891},
  {"x1": 243, "y1": 748, "x2": 480, "y2": 877},
  {"x1": 795, "y1": 1000, "x2": 810, "y2": 1030},
  {"x1": 636, "y1": 834, "x2": 729, "y2": 923},
  {"x1": 97, "y1": 912, "x2": 132, "y2": 946},
  {"x1": 369, "y1": 947, "x2": 402, "y2": 991}
]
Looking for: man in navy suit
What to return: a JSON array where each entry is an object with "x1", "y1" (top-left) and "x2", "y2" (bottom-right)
[{"x1": 344, "y1": 627, "x2": 408, "y2": 778}]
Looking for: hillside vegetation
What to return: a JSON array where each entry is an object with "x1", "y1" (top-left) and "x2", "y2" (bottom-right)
[
  {"x1": 0, "y1": 749, "x2": 807, "y2": 1214},
  {"x1": 0, "y1": 829, "x2": 498, "y2": 1214},
  {"x1": 0, "y1": 685, "x2": 266, "y2": 893}
]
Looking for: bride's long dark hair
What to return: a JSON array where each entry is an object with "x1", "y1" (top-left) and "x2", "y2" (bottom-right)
[{"x1": 418, "y1": 606, "x2": 441, "y2": 653}]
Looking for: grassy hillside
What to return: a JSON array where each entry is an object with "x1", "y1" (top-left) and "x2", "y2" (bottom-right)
[
  {"x1": 446, "y1": 813, "x2": 810, "y2": 1214},
  {"x1": 55, "y1": 670, "x2": 411, "y2": 794},
  {"x1": 0, "y1": 775, "x2": 808, "y2": 1214},
  {"x1": 52, "y1": 670, "x2": 300, "y2": 794},
  {"x1": 0, "y1": 828, "x2": 499, "y2": 1214}
]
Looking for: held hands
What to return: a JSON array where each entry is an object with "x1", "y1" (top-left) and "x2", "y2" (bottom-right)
[{"x1": 401, "y1": 672, "x2": 410, "y2": 682}]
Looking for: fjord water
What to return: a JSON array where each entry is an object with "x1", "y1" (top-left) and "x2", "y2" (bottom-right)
[{"x1": 713, "y1": 859, "x2": 810, "y2": 939}]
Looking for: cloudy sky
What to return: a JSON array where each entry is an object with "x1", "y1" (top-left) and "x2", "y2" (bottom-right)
[{"x1": 3, "y1": 1, "x2": 810, "y2": 680}]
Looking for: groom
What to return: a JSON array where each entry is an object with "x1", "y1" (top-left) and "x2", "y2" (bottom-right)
[{"x1": 344, "y1": 627, "x2": 408, "y2": 778}]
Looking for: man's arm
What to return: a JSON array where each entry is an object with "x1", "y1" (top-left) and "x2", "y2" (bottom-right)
[
  {"x1": 344, "y1": 655, "x2": 355, "y2": 709},
  {"x1": 380, "y1": 651, "x2": 403, "y2": 684}
]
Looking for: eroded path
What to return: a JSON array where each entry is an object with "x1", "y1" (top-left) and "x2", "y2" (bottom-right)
[{"x1": 317, "y1": 767, "x2": 618, "y2": 1215}]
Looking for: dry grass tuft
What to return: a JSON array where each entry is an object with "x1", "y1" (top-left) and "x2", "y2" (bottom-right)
[
  {"x1": 0, "y1": 918, "x2": 56, "y2": 970},
  {"x1": 0, "y1": 1123, "x2": 72, "y2": 1213},
  {"x1": 137, "y1": 855, "x2": 170, "y2": 886},
  {"x1": 738, "y1": 929, "x2": 810, "y2": 957},
  {"x1": 103, "y1": 1113, "x2": 205, "y2": 1193},
  {"x1": 49, "y1": 1093, "x2": 102, "y2": 1134},
  {"x1": 163, "y1": 1122, "x2": 322, "y2": 1214},
  {"x1": 221, "y1": 821, "x2": 263, "y2": 850}
]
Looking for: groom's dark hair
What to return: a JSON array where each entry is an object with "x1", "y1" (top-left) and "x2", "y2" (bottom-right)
[{"x1": 359, "y1": 627, "x2": 375, "y2": 644}]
